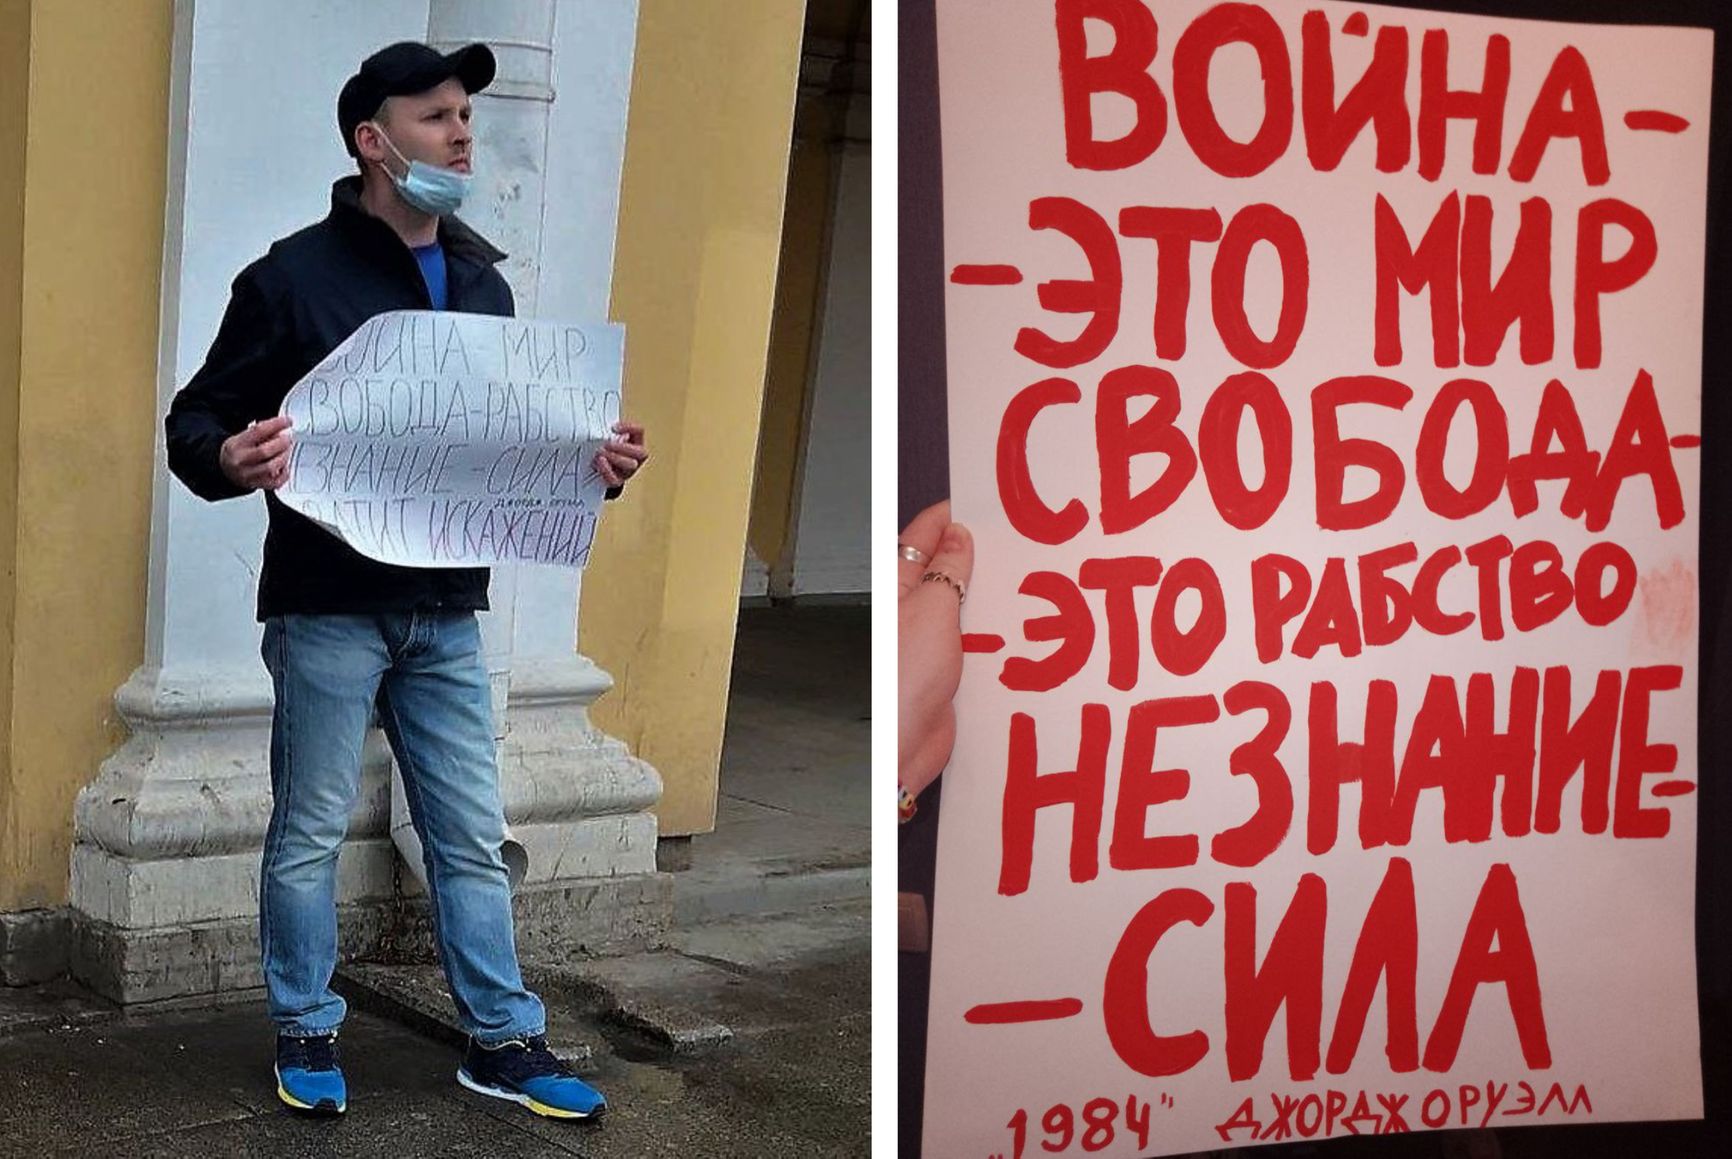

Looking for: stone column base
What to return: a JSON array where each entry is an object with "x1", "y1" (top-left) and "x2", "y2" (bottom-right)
[
  {"x1": 66, "y1": 661, "x2": 670, "y2": 1005},
  {"x1": 70, "y1": 872, "x2": 671, "y2": 1006},
  {"x1": 1, "y1": 908, "x2": 71, "y2": 985}
]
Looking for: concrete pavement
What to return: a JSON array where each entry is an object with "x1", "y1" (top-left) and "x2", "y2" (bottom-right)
[
  {"x1": 0, "y1": 903, "x2": 868, "y2": 1157},
  {"x1": 676, "y1": 603, "x2": 870, "y2": 924},
  {"x1": 0, "y1": 603, "x2": 872, "y2": 1156}
]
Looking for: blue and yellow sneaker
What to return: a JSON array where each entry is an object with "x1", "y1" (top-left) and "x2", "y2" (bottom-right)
[
  {"x1": 274, "y1": 1031, "x2": 346, "y2": 1116},
  {"x1": 456, "y1": 1035, "x2": 606, "y2": 1119}
]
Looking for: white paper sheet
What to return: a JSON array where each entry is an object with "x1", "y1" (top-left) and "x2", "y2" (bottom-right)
[
  {"x1": 276, "y1": 310, "x2": 624, "y2": 568},
  {"x1": 926, "y1": 2, "x2": 1710, "y2": 1154}
]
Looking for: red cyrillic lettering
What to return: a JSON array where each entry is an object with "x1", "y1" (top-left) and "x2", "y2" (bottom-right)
[
  {"x1": 1463, "y1": 667, "x2": 1539, "y2": 840},
  {"x1": 1111, "y1": 695, "x2": 1218, "y2": 871},
  {"x1": 1574, "y1": 200, "x2": 1655, "y2": 369},
  {"x1": 1415, "y1": 378, "x2": 1509, "y2": 518},
  {"x1": 1461, "y1": 195, "x2": 1554, "y2": 365},
  {"x1": 1574, "y1": 541, "x2": 1636, "y2": 626},
  {"x1": 1105, "y1": 888, "x2": 1214, "y2": 1076},
  {"x1": 1301, "y1": 10, "x2": 1411, "y2": 172},
  {"x1": 1213, "y1": 681, "x2": 1294, "y2": 869},
  {"x1": 1424, "y1": 863, "x2": 1551, "y2": 1071},
  {"x1": 1198, "y1": 371, "x2": 1292, "y2": 529},
  {"x1": 997, "y1": 377, "x2": 1088, "y2": 544},
  {"x1": 1015, "y1": 197, "x2": 1123, "y2": 368},
  {"x1": 1508, "y1": 379, "x2": 1599, "y2": 519},
  {"x1": 1413, "y1": 546, "x2": 1474, "y2": 635},
  {"x1": 1583, "y1": 369, "x2": 1684, "y2": 532},
  {"x1": 1327, "y1": 857, "x2": 1420, "y2": 1074},
  {"x1": 1375, "y1": 192, "x2": 1460, "y2": 367},
  {"x1": 1417, "y1": 29, "x2": 1510, "y2": 181},
  {"x1": 1508, "y1": 540, "x2": 1572, "y2": 632},
  {"x1": 999, "y1": 705, "x2": 1110, "y2": 895},
  {"x1": 1308, "y1": 680, "x2": 1396, "y2": 853},
  {"x1": 1119, "y1": 206, "x2": 1222, "y2": 360},
  {"x1": 1388, "y1": 675, "x2": 1466, "y2": 844},
  {"x1": 1078, "y1": 556, "x2": 1163, "y2": 691},
  {"x1": 1098, "y1": 364, "x2": 1197, "y2": 533},
  {"x1": 1212, "y1": 204, "x2": 1309, "y2": 368},
  {"x1": 1151, "y1": 558, "x2": 1227, "y2": 676},
  {"x1": 1465, "y1": 535, "x2": 1513, "y2": 641},
  {"x1": 1055, "y1": 0, "x2": 1167, "y2": 170},
  {"x1": 1172, "y1": 3, "x2": 1293, "y2": 177},
  {"x1": 1225, "y1": 875, "x2": 1326, "y2": 1081},
  {"x1": 1313, "y1": 375, "x2": 1412, "y2": 529},
  {"x1": 1001, "y1": 570, "x2": 1096, "y2": 691},
  {"x1": 1359, "y1": 541, "x2": 1417, "y2": 646},
  {"x1": 1507, "y1": 47, "x2": 1609, "y2": 185},
  {"x1": 1291, "y1": 557, "x2": 1365, "y2": 660},
  {"x1": 1251, "y1": 553, "x2": 1311, "y2": 663},
  {"x1": 1613, "y1": 665, "x2": 1683, "y2": 838},
  {"x1": 1535, "y1": 666, "x2": 1618, "y2": 835}
]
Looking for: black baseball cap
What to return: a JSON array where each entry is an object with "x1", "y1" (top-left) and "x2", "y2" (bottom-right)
[{"x1": 337, "y1": 41, "x2": 496, "y2": 157}]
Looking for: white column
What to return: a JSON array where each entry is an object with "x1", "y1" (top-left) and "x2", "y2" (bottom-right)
[
  {"x1": 69, "y1": 2, "x2": 420, "y2": 988},
  {"x1": 427, "y1": 0, "x2": 661, "y2": 892}
]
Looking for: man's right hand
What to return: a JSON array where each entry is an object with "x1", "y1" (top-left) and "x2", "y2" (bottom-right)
[{"x1": 219, "y1": 416, "x2": 294, "y2": 491}]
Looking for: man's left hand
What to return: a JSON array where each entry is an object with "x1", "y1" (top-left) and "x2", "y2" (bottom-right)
[{"x1": 596, "y1": 420, "x2": 649, "y2": 488}]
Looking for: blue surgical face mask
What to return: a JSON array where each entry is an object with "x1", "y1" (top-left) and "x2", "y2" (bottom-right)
[{"x1": 372, "y1": 123, "x2": 472, "y2": 217}]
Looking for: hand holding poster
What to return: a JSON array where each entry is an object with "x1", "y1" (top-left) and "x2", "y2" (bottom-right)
[
  {"x1": 926, "y1": 2, "x2": 1709, "y2": 1155},
  {"x1": 276, "y1": 310, "x2": 624, "y2": 568}
]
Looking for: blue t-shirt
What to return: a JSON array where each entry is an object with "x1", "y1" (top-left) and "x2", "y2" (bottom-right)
[{"x1": 412, "y1": 242, "x2": 448, "y2": 310}]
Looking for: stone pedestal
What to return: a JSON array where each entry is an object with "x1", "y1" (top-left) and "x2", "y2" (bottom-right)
[{"x1": 69, "y1": 662, "x2": 668, "y2": 1004}]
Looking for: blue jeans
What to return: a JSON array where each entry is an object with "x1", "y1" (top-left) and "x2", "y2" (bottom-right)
[{"x1": 258, "y1": 611, "x2": 546, "y2": 1044}]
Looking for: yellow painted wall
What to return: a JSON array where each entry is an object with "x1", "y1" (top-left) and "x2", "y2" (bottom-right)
[
  {"x1": 0, "y1": 0, "x2": 169, "y2": 910},
  {"x1": 587, "y1": 0, "x2": 807, "y2": 835},
  {"x1": 748, "y1": 91, "x2": 845, "y2": 579},
  {"x1": 0, "y1": 0, "x2": 28, "y2": 898}
]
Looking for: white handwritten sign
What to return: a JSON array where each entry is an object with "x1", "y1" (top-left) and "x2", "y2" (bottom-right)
[{"x1": 277, "y1": 311, "x2": 623, "y2": 568}]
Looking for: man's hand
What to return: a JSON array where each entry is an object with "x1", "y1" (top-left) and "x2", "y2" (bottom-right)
[
  {"x1": 596, "y1": 420, "x2": 649, "y2": 488},
  {"x1": 220, "y1": 416, "x2": 294, "y2": 491}
]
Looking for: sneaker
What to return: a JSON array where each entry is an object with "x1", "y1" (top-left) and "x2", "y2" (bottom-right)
[
  {"x1": 456, "y1": 1035, "x2": 606, "y2": 1119},
  {"x1": 274, "y1": 1031, "x2": 346, "y2": 1116}
]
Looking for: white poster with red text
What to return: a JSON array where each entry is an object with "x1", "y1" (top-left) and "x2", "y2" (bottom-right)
[{"x1": 927, "y1": 2, "x2": 1710, "y2": 1155}]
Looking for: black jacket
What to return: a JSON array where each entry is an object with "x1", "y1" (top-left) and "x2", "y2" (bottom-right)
[{"x1": 166, "y1": 178, "x2": 510, "y2": 620}]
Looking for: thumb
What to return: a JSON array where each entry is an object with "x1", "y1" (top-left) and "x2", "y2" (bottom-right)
[{"x1": 926, "y1": 522, "x2": 973, "y2": 589}]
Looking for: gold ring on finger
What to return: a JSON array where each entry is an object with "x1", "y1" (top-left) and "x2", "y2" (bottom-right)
[{"x1": 921, "y1": 569, "x2": 965, "y2": 603}]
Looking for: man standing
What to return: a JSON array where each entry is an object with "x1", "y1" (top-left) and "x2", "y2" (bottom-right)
[{"x1": 165, "y1": 41, "x2": 646, "y2": 1120}]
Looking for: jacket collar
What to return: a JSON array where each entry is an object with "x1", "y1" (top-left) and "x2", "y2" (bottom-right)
[{"x1": 328, "y1": 176, "x2": 507, "y2": 268}]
